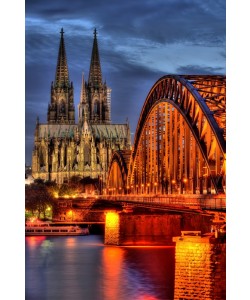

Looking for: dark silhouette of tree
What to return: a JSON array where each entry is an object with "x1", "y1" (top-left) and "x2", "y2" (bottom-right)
[
  {"x1": 58, "y1": 176, "x2": 84, "y2": 197},
  {"x1": 25, "y1": 180, "x2": 55, "y2": 219}
]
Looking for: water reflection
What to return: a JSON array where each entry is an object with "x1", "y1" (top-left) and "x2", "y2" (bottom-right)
[
  {"x1": 102, "y1": 247, "x2": 124, "y2": 300},
  {"x1": 26, "y1": 236, "x2": 175, "y2": 300}
]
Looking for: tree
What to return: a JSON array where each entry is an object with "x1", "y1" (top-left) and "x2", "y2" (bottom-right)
[{"x1": 25, "y1": 180, "x2": 55, "y2": 219}]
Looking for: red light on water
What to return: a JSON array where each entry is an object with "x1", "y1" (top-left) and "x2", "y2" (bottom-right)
[{"x1": 25, "y1": 236, "x2": 46, "y2": 248}]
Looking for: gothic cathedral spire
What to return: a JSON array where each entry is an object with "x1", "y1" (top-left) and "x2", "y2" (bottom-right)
[
  {"x1": 88, "y1": 28, "x2": 102, "y2": 88},
  {"x1": 48, "y1": 28, "x2": 75, "y2": 124},
  {"x1": 55, "y1": 28, "x2": 70, "y2": 88},
  {"x1": 87, "y1": 28, "x2": 111, "y2": 124}
]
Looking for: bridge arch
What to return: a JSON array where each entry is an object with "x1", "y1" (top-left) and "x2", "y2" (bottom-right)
[
  {"x1": 106, "y1": 150, "x2": 131, "y2": 195},
  {"x1": 127, "y1": 75, "x2": 226, "y2": 195}
]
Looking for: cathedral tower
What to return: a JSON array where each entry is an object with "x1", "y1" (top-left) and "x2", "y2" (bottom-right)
[
  {"x1": 47, "y1": 28, "x2": 75, "y2": 124},
  {"x1": 32, "y1": 28, "x2": 131, "y2": 185},
  {"x1": 87, "y1": 29, "x2": 111, "y2": 124}
]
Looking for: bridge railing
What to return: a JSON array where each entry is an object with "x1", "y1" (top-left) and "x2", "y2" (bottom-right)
[{"x1": 99, "y1": 195, "x2": 226, "y2": 211}]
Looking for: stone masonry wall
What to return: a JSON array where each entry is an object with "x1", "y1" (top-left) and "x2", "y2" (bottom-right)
[{"x1": 173, "y1": 235, "x2": 226, "y2": 300}]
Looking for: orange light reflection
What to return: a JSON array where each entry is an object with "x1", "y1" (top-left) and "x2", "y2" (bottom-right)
[
  {"x1": 102, "y1": 247, "x2": 124, "y2": 300},
  {"x1": 65, "y1": 237, "x2": 76, "y2": 248}
]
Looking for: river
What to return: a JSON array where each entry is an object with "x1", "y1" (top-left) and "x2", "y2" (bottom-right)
[{"x1": 25, "y1": 234, "x2": 175, "y2": 300}]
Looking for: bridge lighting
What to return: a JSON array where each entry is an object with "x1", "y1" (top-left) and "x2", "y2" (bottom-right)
[
  {"x1": 105, "y1": 211, "x2": 119, "y2": 227},
  {"x1": 67, "y1": 210, "x2": 73, "y2": 221},
  {"x1": 171, "y1": 180, "x2": 176, "y2": 184},
  {"x1": 183, "y1": 178, "x2": 188, "y2": 183}
]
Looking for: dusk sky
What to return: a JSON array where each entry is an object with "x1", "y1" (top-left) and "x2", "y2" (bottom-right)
[{"x1": 25, "y1": 0, "x2": 226, "y2": 165}]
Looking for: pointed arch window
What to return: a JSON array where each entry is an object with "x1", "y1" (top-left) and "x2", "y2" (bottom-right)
[
  {"x1": 94, "y1": 101, "x2": 100, "y2": 115},
  {"x1": 84, "y1": 144, "x2": 91, "y2": 166}
]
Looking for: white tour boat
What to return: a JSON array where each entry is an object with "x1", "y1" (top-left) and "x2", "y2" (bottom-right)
[{"x1": 25, "y1": 221, "x2": 89, "y2": 236}]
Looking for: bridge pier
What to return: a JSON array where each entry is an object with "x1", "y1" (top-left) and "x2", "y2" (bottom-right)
[
  {"x1": 104, "y1": 211, "x2": 120, "y2": 245},
  {"x1": 173, "y1": 233, "x2": 226, "y2": 300}
]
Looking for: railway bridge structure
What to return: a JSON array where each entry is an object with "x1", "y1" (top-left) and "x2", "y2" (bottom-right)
[
  {"x1": 107, "y1": 75, "x2": 226, "y2": 198},
  {"x1": 54, "y1": 74, "x2": 226, "y2": 240},
  {"x1": 53, "y1": 74, "x2": 226, "y2": 300}
]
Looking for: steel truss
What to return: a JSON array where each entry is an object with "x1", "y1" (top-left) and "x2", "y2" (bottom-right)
[{"x1": 109, "y1": 75, "x2": 226, "y2": 195}]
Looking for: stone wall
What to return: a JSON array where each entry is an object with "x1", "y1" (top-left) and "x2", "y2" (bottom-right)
[{"x1": 173, "y1": 235, "x2": 226, "y2": 300}]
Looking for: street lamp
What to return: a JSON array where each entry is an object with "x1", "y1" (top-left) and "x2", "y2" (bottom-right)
[
  {"x1": 171, "y1": 179, "x2": 176, "y2": 194},
  {"x1": 68, "y1": 210, "x2": 73, "y2": 222},
  {"x1": 147, "y1": 183, "x2": 150, "y2": 194},
  {"x1": 182, "y1": 178, "x2": 188, "y2": 194}
]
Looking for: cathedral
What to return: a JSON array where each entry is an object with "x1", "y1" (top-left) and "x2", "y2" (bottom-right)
[{"x1": 31, "y1": 28, "x2": 131, "y2": 185}]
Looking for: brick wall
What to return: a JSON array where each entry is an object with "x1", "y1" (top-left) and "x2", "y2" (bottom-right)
[{"x1": 173, "y1": 235, "x2": 226, "y2": 299}]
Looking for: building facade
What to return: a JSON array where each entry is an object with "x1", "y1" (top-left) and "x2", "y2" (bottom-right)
[{"x1": 32, "y1": 28, "x2": 131, "y2": 185}]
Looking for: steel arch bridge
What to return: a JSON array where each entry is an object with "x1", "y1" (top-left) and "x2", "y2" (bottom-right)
[{"x1": 107, "y1": 75, "x2": 226, "y2": 196}]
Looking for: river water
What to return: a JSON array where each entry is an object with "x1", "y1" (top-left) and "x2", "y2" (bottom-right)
[{"x1": 25, "y1": 234, "x2": 175, "y2": 300}]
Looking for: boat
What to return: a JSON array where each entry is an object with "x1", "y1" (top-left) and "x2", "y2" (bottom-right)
[{"x1": 25, "y1": 221, "x2": 89, "y2": 236}]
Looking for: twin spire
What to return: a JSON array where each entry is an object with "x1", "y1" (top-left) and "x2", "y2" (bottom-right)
[
  {"x1": 88, "y1": 28, "x2": 102, "y2": 88},
  {"x1": 55, "y1": 27, "x2": 102, "y2": 88},
  {"x1": 55, "y1": 28, "x2": 70, "y2": 88},
  {"x1": 51, "y1": 28, "x2": 109, "y2": 125}
]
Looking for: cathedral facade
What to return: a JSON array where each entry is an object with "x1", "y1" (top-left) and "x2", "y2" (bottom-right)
[{"x1": 31, "y1": 28, "x2": 131, "y2": 185}]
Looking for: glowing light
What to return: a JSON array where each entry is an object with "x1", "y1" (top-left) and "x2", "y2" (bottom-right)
[
  {"x1": 105, "y1": 211, "x2": 120, "y2": 245},
  {"x1": 106, "y1": 212, "x2": 119, "y2": 227}
]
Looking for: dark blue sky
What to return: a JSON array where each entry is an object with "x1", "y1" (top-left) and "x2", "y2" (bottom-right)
[{"x1": 25, "y1": 0, "x2": 226, "y2": 164}]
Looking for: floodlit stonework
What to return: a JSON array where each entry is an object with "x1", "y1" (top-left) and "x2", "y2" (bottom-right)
[
  {"x1": 173, "y1": 234, "x2": 226, "y2": 300},
  {"x1": 104, "y1": 212, "x2": 120, "y2": 245}
]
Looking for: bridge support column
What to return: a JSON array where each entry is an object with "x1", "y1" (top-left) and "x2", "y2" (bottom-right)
[
  {"x1": 173, "y1": 233, "x2": 226, "y2": 300},
  {"x1": 104, "y1": 211, "x2": 120, "y2": 245}
]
